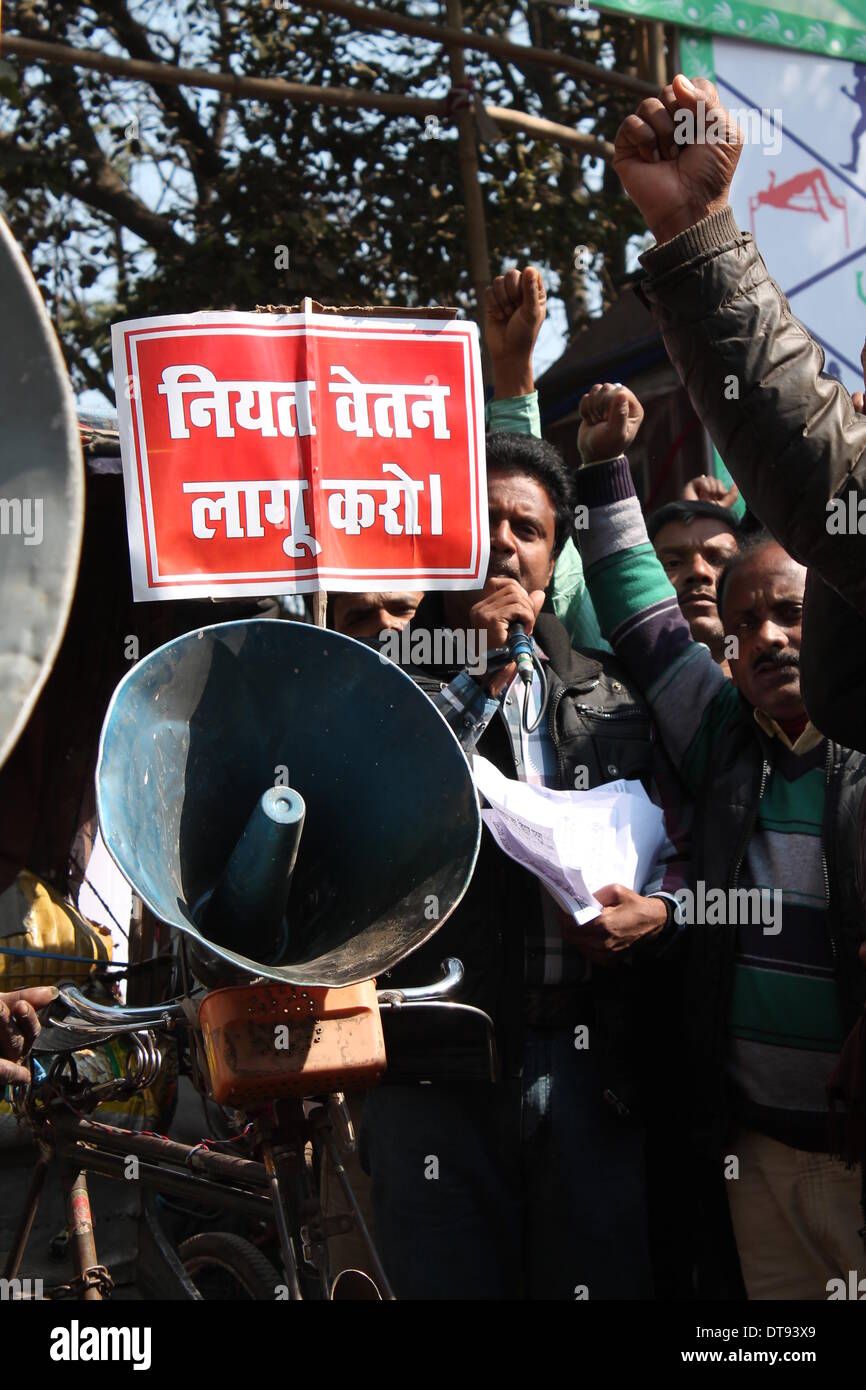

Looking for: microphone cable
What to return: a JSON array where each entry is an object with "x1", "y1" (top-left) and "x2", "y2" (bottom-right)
[{"x1": 508, "y1": 622, "x2": 548, "y2": 734}]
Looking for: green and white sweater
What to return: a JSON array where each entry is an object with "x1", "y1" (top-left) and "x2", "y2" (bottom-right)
[{"x1": 577, "y1": 455, "x2": 844, "y2": 1151}]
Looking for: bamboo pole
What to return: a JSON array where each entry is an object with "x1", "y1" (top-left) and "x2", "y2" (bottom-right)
[
  {"x1": 1, "y1": 33, "x2": 440, "y2": 115},
  {"x1": 308, "y1": 0, "x2": 656, "y2": 98},
  {"x1": 488, "y1": 106, "x2": 612, "y2": 160},
  {"x1": 445, "y1": 0, "x2": 491, "y2": 354},
  {"x1": 645, "y1": 21, "x2": 668, "y2": 89},
  {"x1": 1, "y1": 34, "x2": 614, "y2": 159}
]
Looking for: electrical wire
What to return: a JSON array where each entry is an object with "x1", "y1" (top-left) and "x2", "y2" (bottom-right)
[
  {"x1": 0, "y1": 944, "x2": 125, "y2": 965},
  {"x1": 521, "y1": 651, "x2": 549, "y2": 735}
]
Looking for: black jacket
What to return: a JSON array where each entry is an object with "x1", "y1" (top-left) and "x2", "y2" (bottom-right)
[
  {"x1": 638, "y1": 204, "x2": 866, "y2": 752},
  {"x1": 381, "y1": 596, "x2": 685, "y2": 1102}
]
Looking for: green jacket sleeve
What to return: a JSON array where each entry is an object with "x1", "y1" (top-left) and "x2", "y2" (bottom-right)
[{"x1": 576, "y1": 456, "x2": 739, "y2": 796}]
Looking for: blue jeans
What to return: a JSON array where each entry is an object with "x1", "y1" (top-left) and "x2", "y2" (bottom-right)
[{"x1": 359, "y1": 1026, "x2": 653, "y2": 1299}]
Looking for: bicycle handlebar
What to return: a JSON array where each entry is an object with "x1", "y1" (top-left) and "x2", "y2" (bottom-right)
[
  {"x1": 56, "y1": 986, "x2": 190, "y2": 1027},
  {"x1": 375, "y1": 956, "x2": 463, "y2": 1003},
  {"x1": 54, "y1": 957, "x2": 464, "y2": 1029}
]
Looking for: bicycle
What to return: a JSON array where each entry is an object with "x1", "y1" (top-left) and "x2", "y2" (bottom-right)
[{"x1": 3, "y1": 955, "x2": 497, "y2": 1301}]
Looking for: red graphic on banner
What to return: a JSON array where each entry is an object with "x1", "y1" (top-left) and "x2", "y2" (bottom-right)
[
  {"x1": 749, "y1": 168, "x2": 849, "y2": 247},
  {"x1": 111, "y1": 311, "x2": 487, "y2": 601}
]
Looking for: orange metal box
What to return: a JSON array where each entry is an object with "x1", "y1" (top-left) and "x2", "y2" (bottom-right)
[{"x1": 198, "y1": 979, "x2": 386, "y2": 1107}]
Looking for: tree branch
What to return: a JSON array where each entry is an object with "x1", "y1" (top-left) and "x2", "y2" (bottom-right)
[
  {"x1": 99, "y1": 0, "x2": 224, "y2": 199},
  {"x1": 0, "y1": 132, "x2": 186, "y2": 253},
  {"x1": 11, "y1": 9, "x2": 189, "y2": 251},
  {"x1": 72, "y1": 345, "x2": 114, "y2": 404}
]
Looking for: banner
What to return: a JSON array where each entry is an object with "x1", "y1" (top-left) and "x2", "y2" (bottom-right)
[
  {"x1": 111, "y1": 310, "x2": 488, "y2": 601},
  {"x1": 598, "y1": 2, "x2": 865, "y2": 62},
  {"x1": 679, "y1": 37, "x2": 866, "y2": 401}
]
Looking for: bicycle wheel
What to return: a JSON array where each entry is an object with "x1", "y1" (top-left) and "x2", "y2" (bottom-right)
[{"x1": 177, "y1": 1232, "x2": 283, "y2": 1301}]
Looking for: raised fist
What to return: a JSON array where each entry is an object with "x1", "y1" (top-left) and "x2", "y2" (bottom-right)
[
  {"x1": 484, "y1": 266, "x2": 547, "y2": 398},
  {"x1": 613, "y1": 74, "x2": 744, "y2": 246},
  {"x1": 681, "y1": 474, "x2": 740, "y2": 508},
  {"x1": 578, "y1": 382, "x2": 644, "y2": 465}
]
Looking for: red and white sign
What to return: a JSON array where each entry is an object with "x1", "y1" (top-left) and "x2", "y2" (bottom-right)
[{"x1": 111, "y1": 308, "x2": 488, "y2": 601}]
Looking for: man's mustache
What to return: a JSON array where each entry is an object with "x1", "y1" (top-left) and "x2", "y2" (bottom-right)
[
  {"x1": 488, "y1": 559, "x2": 521, "y2": 580},
  {"x1": 752, "y1": 649, "x2": 800, "y2": 675}
]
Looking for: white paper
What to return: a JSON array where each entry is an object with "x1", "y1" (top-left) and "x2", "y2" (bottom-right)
[{"x1": 472, "y1": 756, "x2": 668, "y2": 927}]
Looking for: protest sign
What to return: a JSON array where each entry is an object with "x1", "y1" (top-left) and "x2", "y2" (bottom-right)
[{"x1": 111, "y1": 306, "x2": 488, "y2": 601}]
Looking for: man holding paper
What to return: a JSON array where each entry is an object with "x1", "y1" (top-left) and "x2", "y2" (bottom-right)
[{"x1": 359, "y1": 409, "x2": 689, "y2": 1301}]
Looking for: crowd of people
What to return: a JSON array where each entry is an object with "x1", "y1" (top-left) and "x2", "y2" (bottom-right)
[
  {"x1": 3, "y1": 73, "x2": 865, "y2": 1303},
  {"x1": 327, "y1": 75, "x2": 866, "y2": 1302}
]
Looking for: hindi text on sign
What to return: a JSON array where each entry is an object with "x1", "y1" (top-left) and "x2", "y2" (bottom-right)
[
  {"x1": 328, "y1": 365, "x2": 451, "y2": 440},
  {"x1": 158, "y1": 366, "x2": 317, "y2": 440}
]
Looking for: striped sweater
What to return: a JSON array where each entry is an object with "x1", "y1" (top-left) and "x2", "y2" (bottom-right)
[{"x1": 575, "y1": 456, "x2": 844, "y2": 1150}]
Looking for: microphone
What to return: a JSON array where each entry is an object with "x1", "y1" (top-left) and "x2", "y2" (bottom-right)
[{"x1": 508, "y1": 621, "x2": 535, "y2": 687}]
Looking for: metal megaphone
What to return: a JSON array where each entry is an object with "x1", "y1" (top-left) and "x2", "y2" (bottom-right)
[
  {"x1": 0, "y1": 214, "x2": 84, "y2": 771},
  {"x1": 96, "y1": 619, "x2": 480, "y2": 986}
]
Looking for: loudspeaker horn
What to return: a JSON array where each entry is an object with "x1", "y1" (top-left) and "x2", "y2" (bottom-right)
[
  {"x1": 96, "y1": 619, "x2": 481, "y2": 986},
  {"x1": 0, "y1": 214, "x2": 84, "y2": 770}
]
